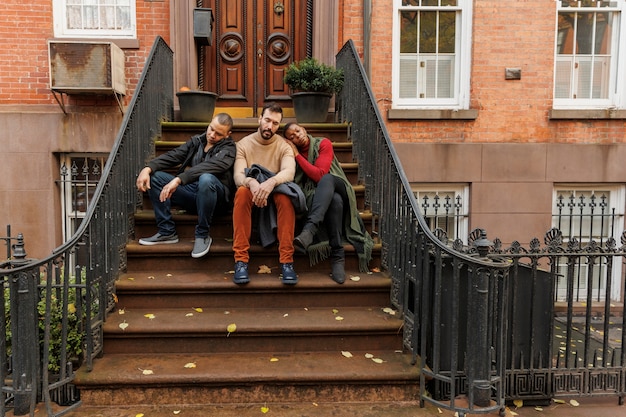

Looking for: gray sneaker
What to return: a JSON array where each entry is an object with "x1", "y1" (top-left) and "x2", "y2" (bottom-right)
[
  {"x1": 138, "y1": 232, "x2": 179, "y2": 246},
  {"x1": 191, "y1": 236, "x2": 212, "y2": 258}
]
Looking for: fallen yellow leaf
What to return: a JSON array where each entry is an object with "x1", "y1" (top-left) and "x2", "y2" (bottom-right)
[
  {"x1": 371, "y1": 267, "x2": 380, "y2": 272},
  {"x1": 119, "y1": 321, "x2": 129, "y2": 331},
  {"x1": 227, "y1": 323, "x2": 237, "y2": 335},
  {"x1": 127, "y1": 277, "x2": 135, "y2": 281},
  {"x1": 513, "y1": 399, "x2": 523, "y2": 409},
  {"x1": 534, "y1": 406, "x2": 543, "y2": 411},
  {"x1": 258, "y1": 264, "x2": 272, "y2": 274},
  {"x1": 371, "y1": 358, "x2": 384, "y2": 364},
  {"x1": 185, "y1": 313, "x2": 194, "y2": 317},
  {"x1": 118, "y1": 308, "x2": 126, "y2": 315},
  {"x1": 382, "y1": 307, "x2": 396, "y2": 316},
  {"x1": 135, "y1": 414, "x2": 144, "y2": 417},
  {"x1": 270, "y1": 358, "x2": 279, "y2": 362},
  {"x1": 350, "y1": 275, "x2": 361, "y2": 281},
  {"x1": 332, "y1": 308, "x2": 339, "y2": 314},
  {"x1": 144, "y1": 313, "x2": 156, "y2": 319},
  {"x1": 570, "y1": 399, "x2": 580, "y2": 407},
  {"x1": 113, "y1": 293, "x2": 119, "y2": 302},
  {"x1": 283, "y1": 313, "x2": 289, "y2": 317},
  {"x1": 141, "y1": 369, "x2": 154, "y2": 375},
  {"x1": 365, "y1": 353, "x2": 374, "y2": 358},
  {"x1": 335, "y1": 316, "x2": 344, "y2": 321},
  {"x1": 173, "y1": 411, "x2": 181, "y2": 415},
  {"x1": 341, "y1": 351, "x2": 353, "y2": 358},
  {"x1": 166, "y1": 273, "x2": 172, "y2": 277},
  {"x1": 194, "y1": 307, "x2": 203, "y2": 313},
  {"x1": 553, "y1": 399, "x2": 565, "y2": 404},
  {"x1": 261, "y1": 406, "x2": 269, "y2": 413},
  {"x1": 148, "y1": 275, "x2": 155, "y2": 279}
]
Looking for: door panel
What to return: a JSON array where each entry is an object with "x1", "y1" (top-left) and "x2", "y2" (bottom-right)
[{"x1": 201, "y1": 0, "x2": 308, "y2": 115}]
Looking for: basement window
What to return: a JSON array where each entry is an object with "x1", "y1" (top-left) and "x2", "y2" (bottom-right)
[{"x1": 411, "y1": 184, "x2": 470, "y2": 243}]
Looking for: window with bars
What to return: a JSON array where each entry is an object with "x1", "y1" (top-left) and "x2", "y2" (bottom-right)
[
  {"x1": 393, "y1": 0, "x2": 472, "y2": 108},
  {"x1": 53, "y1": 0, "x2": 136, "y2": 39},
  {"x1": 411, "y1": 184, "x2": 469, "y2": 242},
  {"x1": 552, "y1": 186, "x2": 625, "y2": 301},
  {"x1": 554, "y1": 0, "x2": 626, "y2": 109},
  {"x1": 60, "y1": 154, "x2": 107, "y2": 243}
]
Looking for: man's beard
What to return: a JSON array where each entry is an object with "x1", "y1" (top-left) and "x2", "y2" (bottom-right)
[{"x1": 261, "y1": 128, "x2": 273, "y2": 139}]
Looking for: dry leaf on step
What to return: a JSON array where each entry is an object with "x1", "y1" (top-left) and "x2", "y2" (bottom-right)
[{"x1": 258, "y1": 264, "x2": 272, "y2": 274}]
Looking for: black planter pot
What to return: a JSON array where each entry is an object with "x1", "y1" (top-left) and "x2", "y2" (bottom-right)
[
  {"x1": 176, "y1": 90, "x2": 218, "y2": 122},
  {"x1": 290, "y1": 91, "x2": 332, "y2": 123}
]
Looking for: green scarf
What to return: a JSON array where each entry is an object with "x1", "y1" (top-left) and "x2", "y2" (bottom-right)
[{"x1": 295, "y1": 135, "x2": 373, "y2": 272}]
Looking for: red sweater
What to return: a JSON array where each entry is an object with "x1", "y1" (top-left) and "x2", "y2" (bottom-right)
[{"x1": 295, "y1": 137, "x2": 334, "y2": 183}]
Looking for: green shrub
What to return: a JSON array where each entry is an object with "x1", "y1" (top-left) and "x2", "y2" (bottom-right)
[{"x1": 284, "y1": 57, "x2": 344, "y2": 94}]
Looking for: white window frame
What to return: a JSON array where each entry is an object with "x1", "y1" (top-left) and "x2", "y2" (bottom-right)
[
  {"x1": 411, "y1": 183, "x2": 470, "y2": 243},
  {"x1": 53, "y1": 0, "x2": 137, "y2": 39},
  {"x1": 552, "y1": 185, "x2": 625, "y2": 302},
  {"x1": 553, "y1": 0, "x2": 626, "y2": 109},
  {"x1": 392, "y1": 0, "x2": 473, "y2": 110}
]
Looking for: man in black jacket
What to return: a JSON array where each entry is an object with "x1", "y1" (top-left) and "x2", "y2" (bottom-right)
[{"x1": 136, "y1": 112, "x2": 236, "y2": 258}]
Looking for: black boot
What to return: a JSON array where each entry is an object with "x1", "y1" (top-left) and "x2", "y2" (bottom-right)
[
  {"x1": 294, "y1": 224, "x2": 316, "y2": 254},
  {"x1": 330, "y1": 248, "x2": 345, "y2": 284}
]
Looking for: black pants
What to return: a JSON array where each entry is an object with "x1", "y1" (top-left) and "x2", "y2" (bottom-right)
[{"x1": 305, "y1": 174, "x2": 349, "y2": 250}]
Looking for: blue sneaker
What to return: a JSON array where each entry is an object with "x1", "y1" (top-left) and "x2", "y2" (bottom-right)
[
  {"x1": 233, "y1": 261, "x2": 249, "y2": 285},
  {"x1": 281, "y1": 263, "x2": 298, "y2": 285}
]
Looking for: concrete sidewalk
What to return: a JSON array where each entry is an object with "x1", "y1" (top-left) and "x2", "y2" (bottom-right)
[{"x1": 430, "y1": 396, "x2": 625, "y2": 417}]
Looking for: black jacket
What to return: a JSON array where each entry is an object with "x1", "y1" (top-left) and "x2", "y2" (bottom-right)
[{"x1": 146, "y1": 132, "x2": 237, "y2": 201}]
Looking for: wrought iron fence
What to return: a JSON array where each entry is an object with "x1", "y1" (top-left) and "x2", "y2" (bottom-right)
[
  {"x1": 0, "y1": 36, "x2": 173, "y2": 417},
  {"x1": 336, "y1": 40, "x2": 512, "y2": 416},
  {"x1": 336, "y1": 39, "x2": 625, "y2": 410}
]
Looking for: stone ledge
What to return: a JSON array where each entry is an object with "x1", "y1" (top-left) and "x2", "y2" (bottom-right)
[
  {"x1": 549, "y1": 108, "x2": 626, "y2": 119},
  {"x1": 387, "y1": 108, "x2": 478, "y2": 120}
]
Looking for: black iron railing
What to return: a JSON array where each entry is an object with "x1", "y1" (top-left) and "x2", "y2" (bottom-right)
[
  {"x1": 336, "y1": 40, "x2": 512, "y2": 416},
  {"x1": 0, "y1": 36, "x2": 173, "y2": 417}
]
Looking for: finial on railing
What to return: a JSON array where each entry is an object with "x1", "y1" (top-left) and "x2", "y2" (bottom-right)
[
  {"x1": 12, "y1": 232, "x2": 27, "y2": 260},
  {"x1": 473, "y1": 229, "x2": 492, "y2": 258}
]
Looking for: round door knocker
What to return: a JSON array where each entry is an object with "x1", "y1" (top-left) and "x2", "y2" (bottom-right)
[{"x1": 274, "y1": 1, "x2": 284, "y2": 15}]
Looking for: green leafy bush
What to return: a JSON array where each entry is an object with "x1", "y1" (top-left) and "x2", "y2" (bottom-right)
[{"x1": 284, "y1": 58, "x2": 344, "y2": 94}]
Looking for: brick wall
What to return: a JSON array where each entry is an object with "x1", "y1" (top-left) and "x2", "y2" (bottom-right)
[
  {"x1": 0, "y1": 0, "x2": 170, "y2": 106},
  {"x1": 362, "y1": 0, "x2": 626, "y2": 145}
]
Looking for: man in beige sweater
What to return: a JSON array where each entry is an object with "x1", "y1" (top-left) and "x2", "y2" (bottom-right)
[{"x1": 232, "y1": 102, "x2": 298, "y2": 285}]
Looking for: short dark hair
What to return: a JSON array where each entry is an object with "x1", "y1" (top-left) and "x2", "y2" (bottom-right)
[
  {"x1": 214, "y1": 112, "x2": 234, "y2": 131},
  {"x1": 261, "y1": 102, "x2": 283, "y2": 118},
  {"x1": 282, "y1": 122, "x2": 298, "y2": 137}
]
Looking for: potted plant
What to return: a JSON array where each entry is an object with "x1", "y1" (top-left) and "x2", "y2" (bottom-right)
[
  {"x1": 176, "y1": 86, "x2": 218, "y2": 122},
  {"x1": 284, "y1": 57, "x2": 344, "y2": 123}
]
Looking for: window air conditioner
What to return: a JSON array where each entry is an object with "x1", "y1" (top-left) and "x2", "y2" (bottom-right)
[{"x1": 49, "y1": 41, "x2": 126, "y2": 96}]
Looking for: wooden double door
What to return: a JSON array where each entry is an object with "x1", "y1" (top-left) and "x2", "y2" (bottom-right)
[{"x1": 200, "y1": 0, "x2": 309, "y2": 115}]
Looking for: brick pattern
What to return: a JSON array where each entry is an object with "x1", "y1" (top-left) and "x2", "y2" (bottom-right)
[
  {"x1": 0, "y1": 0, "x2": 169, "y2": 107},
  {"x1": 356, "y1": 0, "x2": 626, "y2": 144}
]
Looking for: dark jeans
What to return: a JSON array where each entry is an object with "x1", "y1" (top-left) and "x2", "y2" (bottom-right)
[
  {"x1": 148, "y1": 171, "x2": 227, "y2": 238},
  {"x1": 305, "y1": 174, "x2": 348, "y2": 250}
]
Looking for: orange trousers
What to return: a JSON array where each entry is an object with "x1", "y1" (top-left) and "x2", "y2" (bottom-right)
[{"x1": 232, "y1": 186, "x2": 295, "y2": 264}]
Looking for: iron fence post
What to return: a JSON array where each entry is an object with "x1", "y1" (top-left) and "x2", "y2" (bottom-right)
[
  {"x1": 9, "y1": 234, "x2": 38, "y2": 416},
  {"x1": 467, "y1": 231, "x2": 493, "y2": 407}
]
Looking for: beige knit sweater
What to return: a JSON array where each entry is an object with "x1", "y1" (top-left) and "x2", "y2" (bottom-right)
[{"x1": 233, "y1": 131, "x2": 296, "y2": 187}]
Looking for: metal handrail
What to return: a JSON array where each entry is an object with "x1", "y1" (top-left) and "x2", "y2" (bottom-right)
[
  {"x1": 0, "y1": 36, "x2": 173, "y2": 416},
  {"x1": 336, "y1": 39, "x2": 511, "y2": 416}
]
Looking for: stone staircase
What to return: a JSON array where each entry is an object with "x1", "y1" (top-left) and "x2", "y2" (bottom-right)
[{"x1": 65, "y1": 121, "x2": 422, "y2": 416}]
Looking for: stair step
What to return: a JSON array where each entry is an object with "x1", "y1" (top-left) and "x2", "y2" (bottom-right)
[
  {"x1": 74, "y1": 351, "x2": 420, "y2": 405},
  {"x1": 115, "y1": 270, "x2": 391, "y2": 309},
  {"x1": 159, "y1": 121, "x2": 353, "y2": 143},
  {"x1": 53, "y1": 401, "x2": 435, "y2": 417},
  {"x1": 103, "y1": 305, "x2": 403, "y2": 354},
  {"x1": 133, "y1": 207, "x2": 375, "y2": 240},
  {"x1": 123, "y1": 238, "x2": 382, "y2": 273}
]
